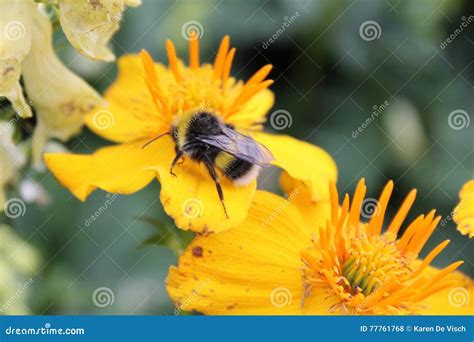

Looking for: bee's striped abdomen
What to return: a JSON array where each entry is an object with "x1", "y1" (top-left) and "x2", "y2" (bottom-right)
[{"x1": 216, "y1": 152, "x2": 261, "y2": 186}]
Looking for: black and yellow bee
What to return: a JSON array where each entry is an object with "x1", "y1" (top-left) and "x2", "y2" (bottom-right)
[{"x1": 143, "y1": 110, "x2": 274, "y2": 217}]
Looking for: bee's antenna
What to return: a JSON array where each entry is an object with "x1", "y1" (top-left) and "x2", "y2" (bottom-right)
[{"x1": 142, "y1": 132, "x2": 171, "y2": 149}]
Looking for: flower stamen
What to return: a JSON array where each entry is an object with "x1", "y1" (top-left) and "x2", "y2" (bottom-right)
[
  {"x1": 137, "y1": 35, "x2": 273, "y2": 132},
  {"x1": 213, "y1": 35, "x2": 230, "y2": 80},
  {"x1": 301, "y1": 179, "x2": 464, "y2": 314},
  {"x1": 166, "y1": 40, "x2": 182, "y2": 82},
  {"x1": 189, "y1": 30, "x2": 200, "y2": 69}
]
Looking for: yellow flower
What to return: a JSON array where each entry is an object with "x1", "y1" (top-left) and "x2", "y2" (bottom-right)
[
  {"x1": 453, "y1": 179, "x2": 474, "y2": 238},
  {"x1": 58, "y1": 0, "x2": 141, "y2": 61},
  {"x1": 44, "y1": 35, "x2": 337, "y2": 233},
  {"x1": 167, "y1": 179, "x2": 473, "y2": 315}
]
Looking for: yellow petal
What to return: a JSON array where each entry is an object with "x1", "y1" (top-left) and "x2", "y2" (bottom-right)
[
  {"x1": 58, "y1": 0, "x2": 140, "y2": 61},
  {"x1": 85, "y1": 55, "x2": 169, "y2": 143},
  {"x1": 453, "y1": 179, "x2": 474, "y2": 238},
  {"x1": 167, "y1": 191, "x2": 337, "y2": 314},
  {"x1": 252, "y1": 132, "x2": 337, "y2": 202},
  {"x1": 22, "y1": 9, "x2": 103, "y2": 166},
  {"x1": 279, "y1": 171, "x2": 331, "y2": 230},
  {"x1": 0, "y1": 0, "x2": 34, "y2": 118},
  {"x1": 226, "y1": 88, "x2": 274, "y2": 129},
  {"x1": 44, "y1": 140, "x2": 162, "y2": 201},
  {"x1": 418, "y1": 266, "x2": 474, "y2": 315}
]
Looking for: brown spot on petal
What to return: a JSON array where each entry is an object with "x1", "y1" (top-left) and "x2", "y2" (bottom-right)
[
  {"x1": 60, "y1": 101, "x2": 77, "y2": 115},
  {"x1": 192, "y1": 246, "x2": 203, "y2": 257},
  {"x1": 89, "y1": 0, "x2": 104, "y2": 10},
  {"x1": 3, "y1": 66, "x2": 14, "y2": 76}
]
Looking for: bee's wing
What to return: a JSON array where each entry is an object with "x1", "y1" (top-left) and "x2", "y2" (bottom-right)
[{"x1": 195, "y1": 127, "x2": 274, "y2": 166}]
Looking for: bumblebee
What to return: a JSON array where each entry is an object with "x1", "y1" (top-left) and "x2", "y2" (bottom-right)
[{"x1": 143, "y1": 110, "x2": 274, "y2": 218}]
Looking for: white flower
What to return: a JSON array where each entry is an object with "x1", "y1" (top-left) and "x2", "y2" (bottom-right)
[
  {"x1": 0, "y1": 0, "x2": 34, "y2": 118},
  {"x1": 21, "y1": 9, "x2": 104, "y2": 165},
  {"x1": 19, "y1": 179, "x2": 51, "y2": 207},
  {"x1": 58, "y1": 0, "x2": 141, "y2": 61}
]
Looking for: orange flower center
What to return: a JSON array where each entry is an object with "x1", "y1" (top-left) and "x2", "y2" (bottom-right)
[
  {"x1": 300, "y1": 179, "x2": 463, "y2": 314},
  {"x1": 138, "y1": 34, "x2": 273, "y2": 131},
  {"x1": 341, "y1": 234, "x2": 410, "y2": 297}
]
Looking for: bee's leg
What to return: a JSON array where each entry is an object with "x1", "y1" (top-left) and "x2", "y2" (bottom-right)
[
  {"x1": 170, "y1": 151, "x2": 184, "y2": 177},
  {"x1": 203, "y1": 160, "x2": 229, "y2": 219}
]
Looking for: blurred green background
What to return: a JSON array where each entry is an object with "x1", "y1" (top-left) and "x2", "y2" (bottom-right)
[{"x1": 1, "y1": 0, "x2": 473, "y2": 314}]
